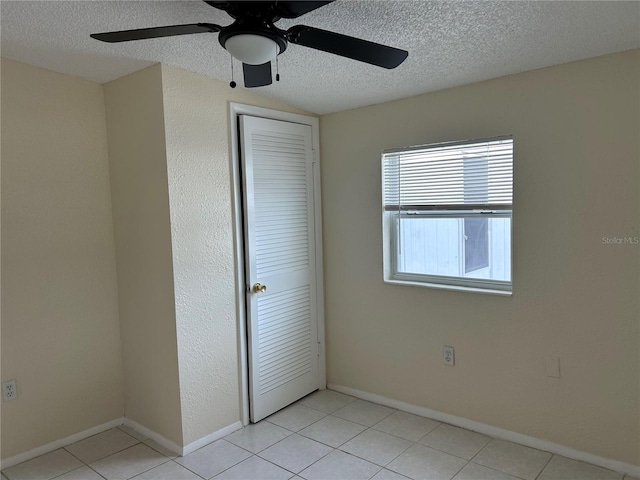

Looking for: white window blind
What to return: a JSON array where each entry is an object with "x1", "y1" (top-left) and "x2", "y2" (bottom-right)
[{"x1": 382, "y1": 136, "x2": 513, "y2": 212}]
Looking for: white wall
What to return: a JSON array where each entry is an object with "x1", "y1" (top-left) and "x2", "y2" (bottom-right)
[
  {"x1": 320, "y1": 50, "x2": 639, "y2": 465},
  {"x1": 1, "y1": 59, "x2": 124, "y2": 458},
  {"x1": 159, "y1": 64, "x2": 310, "y2": 445}
]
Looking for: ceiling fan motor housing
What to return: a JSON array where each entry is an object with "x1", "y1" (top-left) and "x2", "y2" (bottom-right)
[{"x1": 218, "y1": 18, "x2": 288, "y2": 64}]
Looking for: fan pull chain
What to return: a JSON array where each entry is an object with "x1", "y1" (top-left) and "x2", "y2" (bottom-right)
[
  {"x1": 229, "y1": 55, "x2": 237, "y2": 89},
  {"x1": 275, "y1": 44, "x2": 280, "y2": 82}
]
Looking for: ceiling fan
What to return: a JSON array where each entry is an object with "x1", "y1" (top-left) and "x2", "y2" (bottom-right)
[{"x1": 91, "y1": 1, "x2": 408, "y2": 88}]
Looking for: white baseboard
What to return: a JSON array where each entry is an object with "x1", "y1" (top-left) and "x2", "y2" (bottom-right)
[
  {"x1": 1, "y1": 417, "x2": 125, "y2": 470},
  {"x1": 122, "y1": 418, "x2": 182, "y2": 456},
  {"x1": 328, "y1": 383, "x2": 640, "y2": 478},
  {"x1": 182, "y1": 421, "x2": 243, "y2": 456},
  {"x1": 1, "y1": 417, "x2": 244, "y2": 470},
  {"x1": 123, "y1": 418, "x2": 242, "y2": 457}
]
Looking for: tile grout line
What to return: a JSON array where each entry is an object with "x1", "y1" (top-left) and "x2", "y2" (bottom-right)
[
  {"x1": 8, "y1": 392, "x2": 634, "y2": 480},
  {"x1": 63, "y1": 430, "x2": 142, "y2": 466},
  {"x1": 166, "y1": 459, "x2": 207, "y2": 480},
  {"x1": 263, "y1": 399, "x2": 489, "y2": 479},
  {"x1": 88, "y1": 463, "x2": 108, "y2": 480},
  {"x1": 465, "y1": 438, "x2": 531, "y2": 480},
  {"x1": 299, "y1": 448, "x2": 384, "y2": 480},
  {"x1": 336, "y1": 414, "x2": 483, "y2": 465},
  {"x1": 116, "y1": 426, "x2": 148, "y2": 442},
  {"x1": 337, "y1": 425, "x2": 412, "y2": 468},
  {"x1": 260, "y1": 449, "x2": 329, "y2": 479},
  {"x1": 56, "y1": 463, "x2": 108, "y2": 480},
  {"x1": 194, "y1": 408, "x2": 630, "y2": 480},
  {"x1": 188, "y1": 453, "x2": 246, "y2": 480},
  {"x1": 450, "y1": 458, "x2": 470, "y2": 480},
  {"x1": 467, "y1": 435, "x2": 494, "y2": 463},
  {"x1": 126, "y1": 457, "x2": 172, "y2": 480},
  {"x1": 254, "y1": 432, "x2": 335, "y2": 477},
  {"x1": 270, "y1": 415, "x2": 359, "y2": 450},
  {"x1": 533, "y1": 453, "x2": 555, "y2": 480},
  {"x1": 0, "y1": 391, "x2": 618, "y2": 478},
  {"x1": 69, "y1": 434, "x2": 174, "y2": 480}
]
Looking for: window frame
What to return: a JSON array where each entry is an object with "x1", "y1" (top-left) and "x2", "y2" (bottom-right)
[{"x1": 381, "y1": 136, "x2": 513, "y2": 295}]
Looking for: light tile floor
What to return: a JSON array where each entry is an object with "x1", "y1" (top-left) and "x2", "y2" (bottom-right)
[{"x1": 3, "y1": 390, "x2": 637, "y2": 480}]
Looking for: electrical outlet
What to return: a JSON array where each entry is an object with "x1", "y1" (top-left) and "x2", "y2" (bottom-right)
[
  {"x1": 443, "y1": 346, "x2": 455, "y2": 366},
  {"x1": 2, "y1": 379, "x2": 17, "y2": 401}
]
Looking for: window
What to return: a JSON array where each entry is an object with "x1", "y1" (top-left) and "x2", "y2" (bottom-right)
[{"x1": 382, "y1": 136, "x2": 513, "y2": 294}]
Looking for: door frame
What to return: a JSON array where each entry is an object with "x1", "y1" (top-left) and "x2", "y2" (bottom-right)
[{"x1": 228, "y1": 102, "x2": 326, "y2": 426}]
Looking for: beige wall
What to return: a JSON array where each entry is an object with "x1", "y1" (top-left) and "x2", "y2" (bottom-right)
[
  {"x1": 3, "y1": 48, "x2": 637, "y2": 466},
  {"x1": 1, "y1": 59, "x2": 124, "y2": 458},
  {"x1": 103, "y1": 65, "x2": 183, "y2": 446},
  {"x1": 159, "y1": 64, "x2": 310, "y2": 445},
  {"x1": 320, "y1": 50, "x2": 639, "y2": 465},
  {"x1": 1, "y1": 57, "x2": 310, "y2": 455}
]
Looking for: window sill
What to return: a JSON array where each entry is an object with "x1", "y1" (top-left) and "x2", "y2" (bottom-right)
[{"x1": 384, "y1": 277, "x2": 512, "y2": 296}]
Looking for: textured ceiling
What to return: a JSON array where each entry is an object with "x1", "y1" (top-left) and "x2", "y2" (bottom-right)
[{"x1": 1, "y1": 1, "x2": 639, "y2": 114}]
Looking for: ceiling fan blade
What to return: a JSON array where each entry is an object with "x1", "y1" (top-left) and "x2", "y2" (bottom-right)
[
  {"x1": 287, "y1": 25, "x2": 408, "y2": 69},
  {"x1": 204, "y1": 1, "x2": 332, "y2": 19},
  {"x1": 274, "y1": 1, "x2": 335, "y2": 19},
  {"x1": 203, "y1": 1, "x2": 233, "y2": 11},
  {"x1": 91, "y1": 23, "x2": 221, "y2": 43},
  {"x1": 243, "y1": 62, "x2": 273, "y2": 88}
]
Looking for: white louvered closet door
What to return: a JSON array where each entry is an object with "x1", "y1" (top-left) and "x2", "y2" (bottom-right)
[{"x1": 239, "y1": 115, "x2": 318, "y2": 422}]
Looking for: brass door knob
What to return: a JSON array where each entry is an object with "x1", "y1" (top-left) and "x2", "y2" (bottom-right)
[{"x1": 253, "y1": 283, "x2": 267, "y2": 293}]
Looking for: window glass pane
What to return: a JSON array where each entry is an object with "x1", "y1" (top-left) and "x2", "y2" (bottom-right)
[
  {"x1": 396, "y1": 215, "x2": 511, "y2": 282},
  {"x1": 397, "y1": 216, "x2": 462, "y2": 277}
]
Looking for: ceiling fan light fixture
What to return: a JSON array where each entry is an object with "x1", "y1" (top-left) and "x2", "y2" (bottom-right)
[{"x1": 224, "y1": 34, "x2": 279, "y2": 65}]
